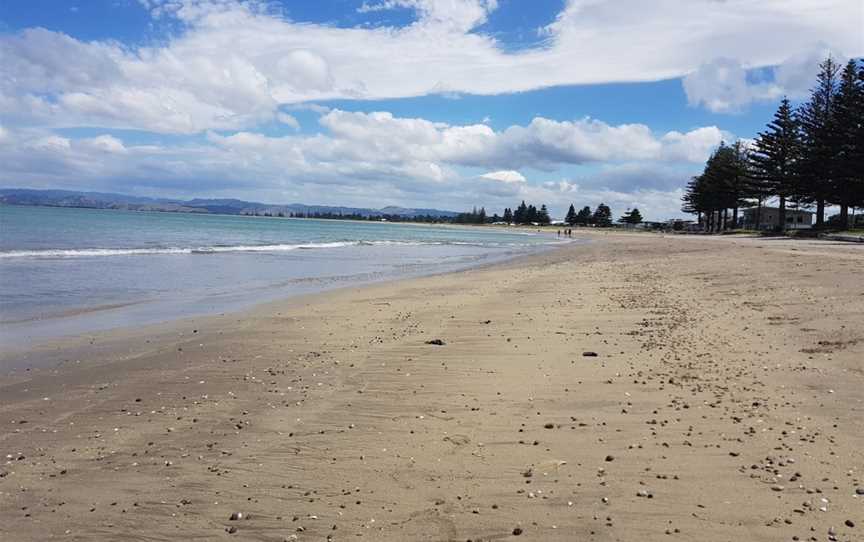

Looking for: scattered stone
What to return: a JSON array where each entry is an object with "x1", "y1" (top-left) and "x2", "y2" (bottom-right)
[
  {"x1": 582, "y1": 351, "x2": 598, "y2": 357},
  {"x1": 605, "y1": 455, "x2": 614, "y2": 462},
  {"x1": 229, "y1": 512, "x2": 244, "y2": 521},
  {"x1": 425, "y1": 339, "x2": 446, "y2": 346},
  {"x1": 845, "y1": 519, "x2": 855, "y2": 528},
  {"x1": 543, "y1": 423, "x2": 555, "y2": 429},
  {"x1": 512, "y1": 527, "x2": 523, "y2": 536}
]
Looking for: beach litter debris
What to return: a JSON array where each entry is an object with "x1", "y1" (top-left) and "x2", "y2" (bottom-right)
[{"x1": 425, "y1": 339, "x2": 446, "y2": 346}]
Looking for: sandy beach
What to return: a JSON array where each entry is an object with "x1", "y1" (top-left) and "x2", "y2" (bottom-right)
[{"x1": 1, "y1": 233, "x2": 862, "y2": 541}]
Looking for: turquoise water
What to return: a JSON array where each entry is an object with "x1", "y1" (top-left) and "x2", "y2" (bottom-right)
[{"x1": 0, "y1": 206, "x2": 567, "y2": 346}]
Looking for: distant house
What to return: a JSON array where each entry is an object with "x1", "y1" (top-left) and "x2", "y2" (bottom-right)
[{"x1": 741, "y1": 206, "x2": 813, "y2": 230}]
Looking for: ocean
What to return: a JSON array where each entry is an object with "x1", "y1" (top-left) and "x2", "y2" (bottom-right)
[{"x1": 0, "y1": 205, "x2": 568, "y2": 347}]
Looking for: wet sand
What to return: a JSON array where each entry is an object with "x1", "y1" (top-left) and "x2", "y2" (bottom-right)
[{"x1": 1, "y1": 232, "x2": 862, "y2": 541}]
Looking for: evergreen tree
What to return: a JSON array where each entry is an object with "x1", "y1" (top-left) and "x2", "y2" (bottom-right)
[
  {"x1": 682, "y1": 174, "x2": 706, "y2": 227},
  {"x1": 592, "y1": 203, "x2": 613, "y2": 227},
  {"x1": 565, "y1": 204, "x2": 577, "y2": 226},
  {"x1": 514, "y1": 201, "x2": 528, "y2": 224},
  {"x1": 538, "y1": 204, "x2": 551, "y2": 225},
  {"x1": 750, "y1": 98, "x2": 801, "y2": 231},
  {"x1": 576, "y1": 206, "x2": 592, "y2": 226},
  {"x1": 830, "y1": 59, "x2": 864, "y2": 227},
  {"x1": 503, "y1": 207, "x2": 513, "y2": 223},
  {"x1": 478, "y1": 207, "x2": 487, "y2": 224},
  {"x1": 619, "y1": 208, "x2": 643, "y2": 225},
  {"x1": 526, "y1": 204, "x2": 538, "y2": 223},
  {"x1": 797, "y1": 56, "x2": 840, "y2": 227},
  {"x1": 723, "y1": 140, "x2": 754, "y2": 227}
]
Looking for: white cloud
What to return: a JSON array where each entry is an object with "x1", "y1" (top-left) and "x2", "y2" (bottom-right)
[
  {"x1": 480, "y1": 170, "x2": 526, "y2": 183},
  {"x1": 79, "y1": 135, "x2": 128, "y2": 154},
  {"x1": 314, "y1": 110, "x2": 726, "y2": 170},
  {"x1": 276, "y1": 112, "x2": 300, "y2": 130},
  {"x1": 683, "y1": 58, "x2": 781, "y2": 113},
  {"x1": 0, "y1": 111, "x2": 726, "y2": 219},
  {"x1": 1, "y1": 0, "x2": 860, "y2": 132},
  {"x1": 683, "y1": 45, "x2": 850, "y2": 113},
  {"x1": 358, "y1": 0, "x2": 498, "y2": 32}
]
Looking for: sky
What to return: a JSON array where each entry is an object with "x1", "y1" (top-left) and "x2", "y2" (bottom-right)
[{"x1": 0, "y1": 1, "x2": 862, "y2": 220}]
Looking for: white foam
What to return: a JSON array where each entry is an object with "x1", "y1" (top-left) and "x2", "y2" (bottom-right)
[{"x1": 0, "y1": 238, "x2": 554, "y2": 259}]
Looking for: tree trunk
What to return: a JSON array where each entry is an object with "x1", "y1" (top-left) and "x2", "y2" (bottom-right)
[
  {"x1": 697, "y1": 211, "x2": 702, "y2": 231},
  {"x1": 840, "y1": 204, "x2": 849, "y2": 230},
  {"x1": 778, "y1": 197, "x2": 787, "y2": 232},
  {"x1": 723, "y1": 208, "x2": 729, "y2": 231},
  {"x1": 732, "y1": 207, "x2": 738, "y2": 229},
  {"x1": 755, "y1": 198, "x2": 763, "y2": 230},
  {"x1": 816, "y1": 199, "x2": 825, "y2": 228}
]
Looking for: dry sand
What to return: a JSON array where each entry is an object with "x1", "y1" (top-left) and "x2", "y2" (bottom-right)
[{"x1": 1, "y1": 233, "x2": 862, "y2": 541}]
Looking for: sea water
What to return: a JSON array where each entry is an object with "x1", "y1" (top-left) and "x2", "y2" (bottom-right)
[{"x1": 0, "y1": 205, "x2": 569, "y2": 347}]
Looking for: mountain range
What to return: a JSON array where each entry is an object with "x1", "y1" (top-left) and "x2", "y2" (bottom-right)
[{"x1": 0, "y1": 188, "x2": 459, "y2": 219}]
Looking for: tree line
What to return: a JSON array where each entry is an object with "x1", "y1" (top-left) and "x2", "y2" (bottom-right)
[
  {"x1": 455, "y1": 201, "x2": 554, "y2": 225},
  {"x1": 683, "y1": 57, "x2": 864, "y2": 232},
  {"x1": 562, "y1": 203, "x2": 618, "y2": 227},
  {"x1": 241, "y1": 210, "x2": 456, "y2": 223}
]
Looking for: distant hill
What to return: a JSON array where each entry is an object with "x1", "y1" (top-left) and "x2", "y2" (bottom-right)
[{"x1": 0, "y1": 188, "x2": 459, "y2": 219}]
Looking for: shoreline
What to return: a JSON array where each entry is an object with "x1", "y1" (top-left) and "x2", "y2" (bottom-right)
[
  {"x1": 0, "y1": 239, "x2": 574, "y2": 374},
  {"x1": 1, "y1": 232, "x2": 861, "y2": 541},
  {"x1": 1, "y1": 224, "x2": 571, "y2": 353}
]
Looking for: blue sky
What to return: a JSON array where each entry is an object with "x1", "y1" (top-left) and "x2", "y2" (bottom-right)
[{"x1": 0, "y1": 0, "x2": 861, "y2": 219}]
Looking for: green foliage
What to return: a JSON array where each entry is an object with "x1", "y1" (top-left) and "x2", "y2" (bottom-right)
[
  {"x1": 576, "y1": 206, "x2": 592, "y2": 225},
  {"x1": 619, "y1": 207, "x2": 643, "y2": 224},
  {"x1": 537, "y1": 204, "x2": 551, "y2": 225},
  {"x1": 796, "y1": 56, "x2": 841, "y2": 224},
  {"x1": 454, "y1": 206, "x2": 487, "y2": 224},
  {"x1": 565, "y1": 204, "x2": 577, "y2": 226},
  {"x1": 684, "y1": 56, "x2": 863, "y2": 233},
  {"x1": 592, "y1": 203, "x2": 613, "y2": 227}
]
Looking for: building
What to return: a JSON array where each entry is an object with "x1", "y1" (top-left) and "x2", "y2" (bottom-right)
[{"x1": 741, "y1": 206, "x2": 813, "y2": 230}]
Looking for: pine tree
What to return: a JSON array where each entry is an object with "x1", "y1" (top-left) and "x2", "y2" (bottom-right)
[
  {"x1": 526, "y1": 204, "x2": 538, "y2": 223},
  {"x1": 830, "y1": 59, "x2": 864, "y2": 228},
  {"x1": 593, "y1": 203, "x2": 612, "y2": 227},
  {"x1": 538, "y1": 204, "x2": 551, "y2": 225},
  {"x1": 478, "y1": 207, "x2": 487, "y2": 224},
  {"x1": 619, "y1": 207, "x2": 643, "y2": 224},
  {"x1": 503, "y1": 207, "x2": 513, "y2": 223},
  {"x1": 565, "y1": 204, "x2": 577, "y2": 226},
  {"x1": 797, "y1": 56, "x2": 840, "y2": 227},
  {"x1": 513, "y1": 201, "x2": 527, "y2": 224},
  {"x1": 576, "y1": 206, "x2": 592, "y2": 226},
  {"x1": 751, "y1": 98, "x2": 801, "y2": 231},
  {"x1": 723, "y1": 141, "x2": 753, "y2": 228}
]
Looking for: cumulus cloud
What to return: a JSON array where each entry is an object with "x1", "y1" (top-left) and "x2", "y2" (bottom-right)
[
  {"x1": 683, "y1": 45, "x2": 850, "y2": 112},
  {"x1": 315, "y1": 110, "x2": 727, "y2": 169},
  {"x1": 1, "y1": 0, "x2": 860, "y2": 132},
  {"x1": 683, "y1": 58, "x2": 781, "y2": 113},
  {"x1": 0, "y1": 111, "x2": 728, "y2": 219}
]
